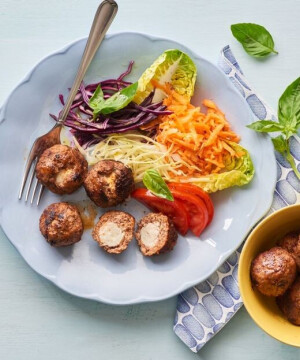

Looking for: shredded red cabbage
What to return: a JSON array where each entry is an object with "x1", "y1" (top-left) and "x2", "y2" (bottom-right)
[{"x1": 50, "y1": 61, "x2": 172, "y2": 146}]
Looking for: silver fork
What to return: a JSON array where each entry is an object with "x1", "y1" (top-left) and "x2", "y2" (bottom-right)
[{"x1": 19, "y1": 0, "x2": 118, "y2": 205}]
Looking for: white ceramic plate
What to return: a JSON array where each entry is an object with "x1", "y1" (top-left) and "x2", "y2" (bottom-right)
[{"x1": 0, "y1": 33, "x2": 276, "y2": 304}]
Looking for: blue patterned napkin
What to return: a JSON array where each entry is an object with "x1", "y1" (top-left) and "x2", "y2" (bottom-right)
[{"x1": 173, "y1": 45, "x2": 300, "y2": 352}]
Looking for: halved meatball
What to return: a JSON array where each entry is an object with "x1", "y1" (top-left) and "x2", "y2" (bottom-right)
[
  {"x1": 36, "y1": 144, "x2": 88, "y2": 194},
  {"x1": 251, "y1": 247, "x2": 297, "y2": 297},
  {"x1": 83, "y1": 160, "x2": 134, "y2": 208},
  {"x1": 92, "y1": 211, "x2": 135, "y2": 254},
  {"x1": 135, "y1": 213, "x2": 177, "y2": 256},
  {"x1": 39, "y1": 202, "x2": 83, "y2": 246},
  {"x1": 277, "y1": 276, "x2": 300, "y2": 326},
  {"x1": 278, "y1": 232, "x2": 300, "y2": 270}
]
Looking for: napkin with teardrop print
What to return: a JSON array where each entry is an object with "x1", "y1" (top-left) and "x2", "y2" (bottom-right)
[{"x1": 173, "y1": 45, "x2": 300, "y2": 352}]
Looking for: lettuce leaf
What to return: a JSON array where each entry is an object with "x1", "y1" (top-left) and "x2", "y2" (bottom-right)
[
  {"x1": 134, "y1": 49, "x2": 197, "y2": 104},
  {"x1": 190, "y1": 142, "x2": 254, "y2": 193}
]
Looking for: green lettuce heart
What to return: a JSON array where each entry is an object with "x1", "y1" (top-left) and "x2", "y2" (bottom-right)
[
  {"x1": 134, "y1": 49, "x2": 197, "y2": 104},
  {"x1": 190, "y1": 142, "x2": 254, "y2": 193}
]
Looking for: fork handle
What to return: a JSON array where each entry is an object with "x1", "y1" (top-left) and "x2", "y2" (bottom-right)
[{"x1": 57, "y1": 0, "x2": 118, "y2": 124}]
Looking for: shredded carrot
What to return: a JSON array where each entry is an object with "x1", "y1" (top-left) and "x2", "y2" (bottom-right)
[{"x1": 152, "y1": 80, "x2": 242, "y2": 176}]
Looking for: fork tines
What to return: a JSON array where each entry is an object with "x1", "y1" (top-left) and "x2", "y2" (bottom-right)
[{"x1": 19, "y1": 158, "x2": 44, "y2": 205}]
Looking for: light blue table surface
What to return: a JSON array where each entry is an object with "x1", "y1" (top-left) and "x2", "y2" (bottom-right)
[{"x1": 1, "y1": 0, "x2": 300, "y2": 359}]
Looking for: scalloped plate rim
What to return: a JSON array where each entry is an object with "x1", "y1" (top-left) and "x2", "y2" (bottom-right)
[{"x1": 0, "y1": 32, "x2": 277, "y2": 304}]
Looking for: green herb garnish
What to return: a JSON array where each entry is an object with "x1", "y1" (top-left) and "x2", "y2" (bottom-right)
[
  {"x1": 89, "y1": 82, "x2": 138, "y2": 117},
  {"x1": 89, "y1": 84, "x2": 105, "y2": 115},
  {"x1": 248, "y1": 77, "x2": 300, "y2": 179},
  {"x1": 143, "y1": 169, "x2": 174, "y2": 201},
  {"x1": 231, "y1": 23, "x2": 278, "y2": 57}
]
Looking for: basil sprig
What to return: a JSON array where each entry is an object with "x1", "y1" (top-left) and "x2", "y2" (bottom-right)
[
  {"x1": 89, "y1": 84, "x2": 105, "y2": 112},
  {"x1": 247, "y1": 77, "x2": 300, "y2": 179},
  {"x1": 89, "y1": 82, "x2": 138, "y2": 117},
  {"x1": 143, "y1": 169, "x2": 174, "y2": 201},
  {"x1": 231, "y1": 23, "x2": 278, "y2": 57}
]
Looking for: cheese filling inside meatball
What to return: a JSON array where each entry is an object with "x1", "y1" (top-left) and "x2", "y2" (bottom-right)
[
  {"x1": 99, "y1": 222, "x2": 124, "y2": 247},
  {"x1": 55, "y1": 168, "x2": 73, "y2": 187},
  {"x1": 92, "y1": 211, "x2": 135, "y2": 254},
  {"x1": 135, "y1": 213, "x2": 178, "y2": 256},
  {"x1": 140, "y1": 222, "x2": 160, "y2": 248}
]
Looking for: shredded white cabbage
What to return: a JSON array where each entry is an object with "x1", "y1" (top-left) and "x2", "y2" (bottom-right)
[{"x1": 74, "y1": 132, "x2": 186, "y2": 183}]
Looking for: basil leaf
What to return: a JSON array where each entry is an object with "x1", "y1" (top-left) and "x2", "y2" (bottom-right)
[
  {"x1": 247, "y1": 120, "x2": 283, "y2": 132},
  {"x1": 278, "y1": 77, "x2": 300, "y2": 131},
  {"x1": 89, "y1": 84, "x2": 105, "y2": 110},
  {"x1": 272, "y1": 135, "x2": 288, "y2": 154},
  {"x1": 94, "y1": 82, "x2": 138, "y2": 116},
  {"x1": 247, "y1": 77, "x2": 300, "y2": 182},
  {"x1": 143, "y1": 169, "x2": 174, "y2": 201},
  {"x1": 231, "y1": 23, "x2": 278, "y2": 57}
]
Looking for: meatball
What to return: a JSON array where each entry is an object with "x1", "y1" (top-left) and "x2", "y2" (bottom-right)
[
  {"x1": 135, "y1": 213, "x2": 177, "y2": 256},
  {"x1": 92, "y1": 211, "x2": 135, "y2": 254},
  {"x1": 36, "y1": 144, "x2": 88, "y2": 194},
  {"x1": 39, "y1": 202, "x2": 83, "y2": 246},
  {"x1": 83, "y1": 160, "x2": 134, "y2": 208},
  {"x1": 278, "y1": 232, "x2": 300, "y2": 270},
  {"x1": 277, "y1": 276, "x2": 300, "y2": 326},
  {"x1": 251, "y1": 247, "x2": 297, "y2": 296}
]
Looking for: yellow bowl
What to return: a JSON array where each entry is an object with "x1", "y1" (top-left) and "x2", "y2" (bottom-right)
[{"x1": 239, "y1": 204, "x2": 300, "y2": 347}]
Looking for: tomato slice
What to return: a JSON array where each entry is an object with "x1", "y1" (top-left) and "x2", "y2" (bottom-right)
[
  {"x1": 131, "y1": 188, "x2": 189, "y2": 235},
  {"x1": 169, "y1": 189, "x2": 209, "y2": 237},
  {"x1": 168, "y1": 183, "x2": 214, "y2": 225}
]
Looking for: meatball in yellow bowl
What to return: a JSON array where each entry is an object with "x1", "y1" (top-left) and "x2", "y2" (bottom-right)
[{"x1": 239, "y1": 204, "x2": 300, "y2": 347}]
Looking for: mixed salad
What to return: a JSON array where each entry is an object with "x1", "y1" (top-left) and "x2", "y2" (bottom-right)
[{"x1": 51, "y1": 49, "x2": 254, "y2": 236}]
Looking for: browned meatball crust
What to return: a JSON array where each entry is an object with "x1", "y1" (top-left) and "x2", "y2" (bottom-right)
[
  {"x1": 36, "y1": 144, "x2": 88, "y2": 194},
  {"x1": 135, "y1": 213, "x2": 177, "y2": 256},
  {"x1": 39, "y1": 202, "x2": 83, "y2": 247},
  {"x1": 277, "y1": 276, "x2": 300, "y2": 326},
  {"x1": 278, "y1": 232, "x2": 300, "y2": 270},
  {"x1": 251, "y1": 247, "x2": 297, "y2": 297},
  {"x1": 83, "y1": 160, "x2": 134, "y2": 208},
  {"x1": 92, "y1": 211, "x2": 135, "y2": 254}
]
